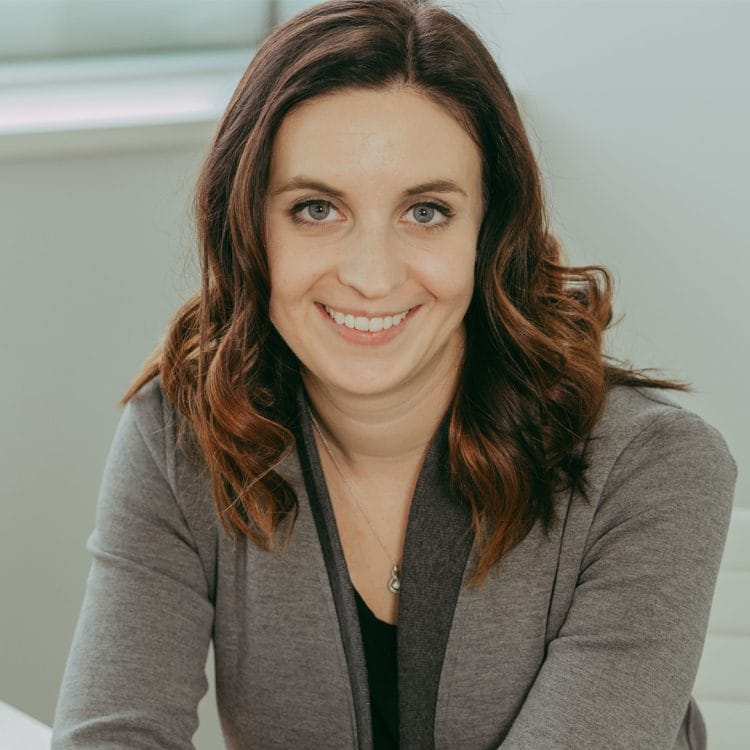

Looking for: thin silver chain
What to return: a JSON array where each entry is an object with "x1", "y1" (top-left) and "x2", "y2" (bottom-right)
[{"x1": 308, "y1": 406, "x2": 401, "y2": 594}]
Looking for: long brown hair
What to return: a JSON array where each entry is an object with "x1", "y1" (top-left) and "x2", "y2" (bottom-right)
[{"x1": 122, "y1": 0, "x2": 688, "y2": 587}]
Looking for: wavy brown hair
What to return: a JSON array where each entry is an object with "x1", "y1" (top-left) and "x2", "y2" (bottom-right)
[{"x1": 122, "y1": 0, "x2": 688, "y2": 588}]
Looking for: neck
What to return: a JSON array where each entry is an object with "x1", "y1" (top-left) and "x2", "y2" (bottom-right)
[{"x1": 301, "y1": 336, "x2": 462, "y2": 478}]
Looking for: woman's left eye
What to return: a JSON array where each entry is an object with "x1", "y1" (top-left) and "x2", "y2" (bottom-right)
[
  {"x1": 289, "y1": 199, "x2": 454, "y2": 232},
  {"x1": 405, "y1": 203, "x2": 454, "y2": 230}
]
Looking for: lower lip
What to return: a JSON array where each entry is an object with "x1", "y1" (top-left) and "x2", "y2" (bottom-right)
[{"x1": 316, "y1": 303, "x2": 419, "y2": 345}]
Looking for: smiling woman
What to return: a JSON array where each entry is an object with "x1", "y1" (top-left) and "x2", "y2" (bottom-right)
[
  {"x1": 51, "y1": 1, "x2": 736, "y2": 749},
  {"x1": 265, "y1": 86, "x2": 482, "y2": 408}
]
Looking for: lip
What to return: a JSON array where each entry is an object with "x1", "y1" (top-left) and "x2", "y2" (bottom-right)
[{"x1": 315, "y1": 302, "x2": 420, "y2": 345}]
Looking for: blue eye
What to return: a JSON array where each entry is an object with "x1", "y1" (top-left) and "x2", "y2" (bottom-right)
[
  {"x1": 406, "y1": 202, "x2": 454, "y2": 231},
  {"x1": 412, "y1": 205, "x2": 436, "y2": 223},
  {"x1": 289, "y1": 199, "x2": 337, "y2": 226},
  {"x1": 303, "y1": 201, "x2": 332, "y2": 221}
]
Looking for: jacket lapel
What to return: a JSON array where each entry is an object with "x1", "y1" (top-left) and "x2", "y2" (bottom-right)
[
  {"x1": 293, "y1": 386, "x2": 475, "y2": 750},
  {"x1": 397, "y1": 409, "x2": 475, "y2": 749},
  {"x1": 293, "y1": 388, "x2": 373, "y2": 749}
]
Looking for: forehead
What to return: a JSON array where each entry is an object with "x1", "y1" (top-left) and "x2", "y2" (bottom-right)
[{"x1": 269, "y1": 86, "x2": 482, "y2": 191}]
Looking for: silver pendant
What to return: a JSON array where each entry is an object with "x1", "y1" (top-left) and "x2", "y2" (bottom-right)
[{"x1": 388, "y1": 564, "x2": 401, "y2": 594}]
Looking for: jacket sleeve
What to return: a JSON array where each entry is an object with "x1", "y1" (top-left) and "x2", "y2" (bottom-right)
[
  {"x1": 499, "y1": 410, "x2": 737, "y2": 750},
  {"x1": 51, "y1": 385, "x2": 214, "y2": 749}
]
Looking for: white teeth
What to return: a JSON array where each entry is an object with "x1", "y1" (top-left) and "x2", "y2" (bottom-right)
[{"x1": 323, "y1": 305, "x2": 410, "y2": 331}]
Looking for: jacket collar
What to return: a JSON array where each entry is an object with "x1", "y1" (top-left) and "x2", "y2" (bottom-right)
[{"x1": 292, "y1": 384, "x2": 475, "y2": 749}]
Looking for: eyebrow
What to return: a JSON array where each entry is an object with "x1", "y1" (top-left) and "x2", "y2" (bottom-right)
[{"x1": 269, "y1": 175, "x2": 468, "y2": 199}]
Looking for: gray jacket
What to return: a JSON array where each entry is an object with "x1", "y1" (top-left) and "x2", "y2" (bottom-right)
[{"x1": 51, "y1": 376, "x2": 737, "y2": 749}]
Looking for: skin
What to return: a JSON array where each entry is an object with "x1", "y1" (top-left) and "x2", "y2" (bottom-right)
[{"x1": 264, "y1": 85, "x2": 484, "y2": 620}]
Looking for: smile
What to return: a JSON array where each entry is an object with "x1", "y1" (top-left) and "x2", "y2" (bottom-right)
[{"x1": 323, "y1": 305, "x2": 412, "y2": 332}]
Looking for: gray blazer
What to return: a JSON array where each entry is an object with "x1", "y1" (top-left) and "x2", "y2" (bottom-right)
[{"x1": 51, "y1": 376, "x2": 737, "y2": 749}]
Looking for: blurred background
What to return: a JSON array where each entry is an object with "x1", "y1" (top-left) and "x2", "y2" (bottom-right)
[{"x1": 0, "y1": 1, "x2": 747, "y2": 748}]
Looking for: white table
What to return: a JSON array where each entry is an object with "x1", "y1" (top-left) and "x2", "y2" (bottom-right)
[{"x1": 0, "y1": 700, "x2": 52, "y2": 750}]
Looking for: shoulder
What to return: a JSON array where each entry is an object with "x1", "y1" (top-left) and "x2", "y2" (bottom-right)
[
  {"x1": 126, "y1": 372, "x2": 174, "y2": 426},
  {"x1": 124, "y1": 373, "x2": 172, "y2": 443},
  {"x1": 120, "y1": 374, "x2": 193, "y2": 494},
  {"x1": 583, "y1": 384, "x2": 737, "y2": 524},
  {"x1": 592, "y1": 384, "x2": 734, "y2": 467},
  {"x1": 595, "y1": 383, "x2": 689, "y2": 439},
  {"x1": 117, "y1": 374, "x2": 220, "y2": 548}
]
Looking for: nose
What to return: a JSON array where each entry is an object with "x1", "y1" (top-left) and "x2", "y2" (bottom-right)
[{"x1": 337, "y1": 226, "x2": 407, "y2": 299}]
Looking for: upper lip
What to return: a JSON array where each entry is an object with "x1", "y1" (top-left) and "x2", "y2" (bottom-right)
[{"x1": 320, "y1": 303, "x2": 415, "y2": 317}]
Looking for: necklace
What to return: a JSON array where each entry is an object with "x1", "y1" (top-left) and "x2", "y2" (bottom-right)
[{"x1": 307, "y1": 406, "x2": 402, "y2": 595}]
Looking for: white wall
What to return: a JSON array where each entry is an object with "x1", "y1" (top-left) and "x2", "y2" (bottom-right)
[
  {"x1": 0, "y1": 145, "x2": 224, "y2": 744},
  {"x1": 444, "y1": 0, "x2": 748, "y2": 495},
  {"x1": 0, "y1": 0, "x2": 746, "y2": 745}
]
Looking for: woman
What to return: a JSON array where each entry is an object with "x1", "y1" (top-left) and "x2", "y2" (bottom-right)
[{"x1": 52, "y1": 1, "x2": 737, "y2": 748}]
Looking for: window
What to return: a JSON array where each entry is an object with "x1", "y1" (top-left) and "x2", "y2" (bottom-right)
[{"x1": 0, "y1": 0, "x2": 277, "y2": 61}]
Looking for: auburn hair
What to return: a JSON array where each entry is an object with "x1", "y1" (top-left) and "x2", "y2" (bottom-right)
[{"x1": 122, "y1": 0, "x2": 688, "y2": 588}]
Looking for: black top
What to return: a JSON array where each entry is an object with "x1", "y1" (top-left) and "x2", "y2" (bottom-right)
[
  {"x1": 296, "y1": 384, "x2": 468, "y2": 748},
  {"x1": 353, "y1": 587, "x2": 399, "y2": 748}
]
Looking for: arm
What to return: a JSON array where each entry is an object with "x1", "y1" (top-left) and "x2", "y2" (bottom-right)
[
  {"x1": 499, "y1": 410, "x2": 737, "y2": 750},
  {"x1": 51, "y1": 386, "x2": 213, "y2": 749}
]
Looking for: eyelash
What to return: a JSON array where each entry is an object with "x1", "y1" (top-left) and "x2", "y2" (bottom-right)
[{"x1": 288, "y1": 198, "x2": 455, "y2": 233}]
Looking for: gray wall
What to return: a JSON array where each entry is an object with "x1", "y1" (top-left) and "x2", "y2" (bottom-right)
[
  {"x1": 446, "y1": 0, "x2": 749, "y2": 467},
  {"x1": 1, "y1": 1, "x2": 746, "y2": 746},
  {"x1": 0, "y1": 144, "x2": 224, "y2": 745}
]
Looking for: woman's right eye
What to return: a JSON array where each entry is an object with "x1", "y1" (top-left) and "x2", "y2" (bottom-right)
[{"x1": 289, "y1": 199, "x2": 341, "y2": 226}]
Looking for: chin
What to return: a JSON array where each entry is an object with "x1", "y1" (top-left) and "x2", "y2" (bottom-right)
[
  {"x1": 333, "y1": 377, "x2": 401, "y2": 398},
  {"x1": 310, "y1": 366, "x2": 409, "y2": 398}
]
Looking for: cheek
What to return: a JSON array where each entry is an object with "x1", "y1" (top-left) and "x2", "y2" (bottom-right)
[
  {"x1": 267, "y1": 237, "x2": 303, "y2": 291},
  {"x1": 419, "y1": 246, "x2": 476, "y2": 303},
  {"x1": 267, "y1": 245, "x2": 325, "y2": 315},
  {"x1": 266, "y1": 253, "x2": 301, "y2": 328},
  {"x1": 265, "y1": 217, "x2": 304, "y2": 290}
]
